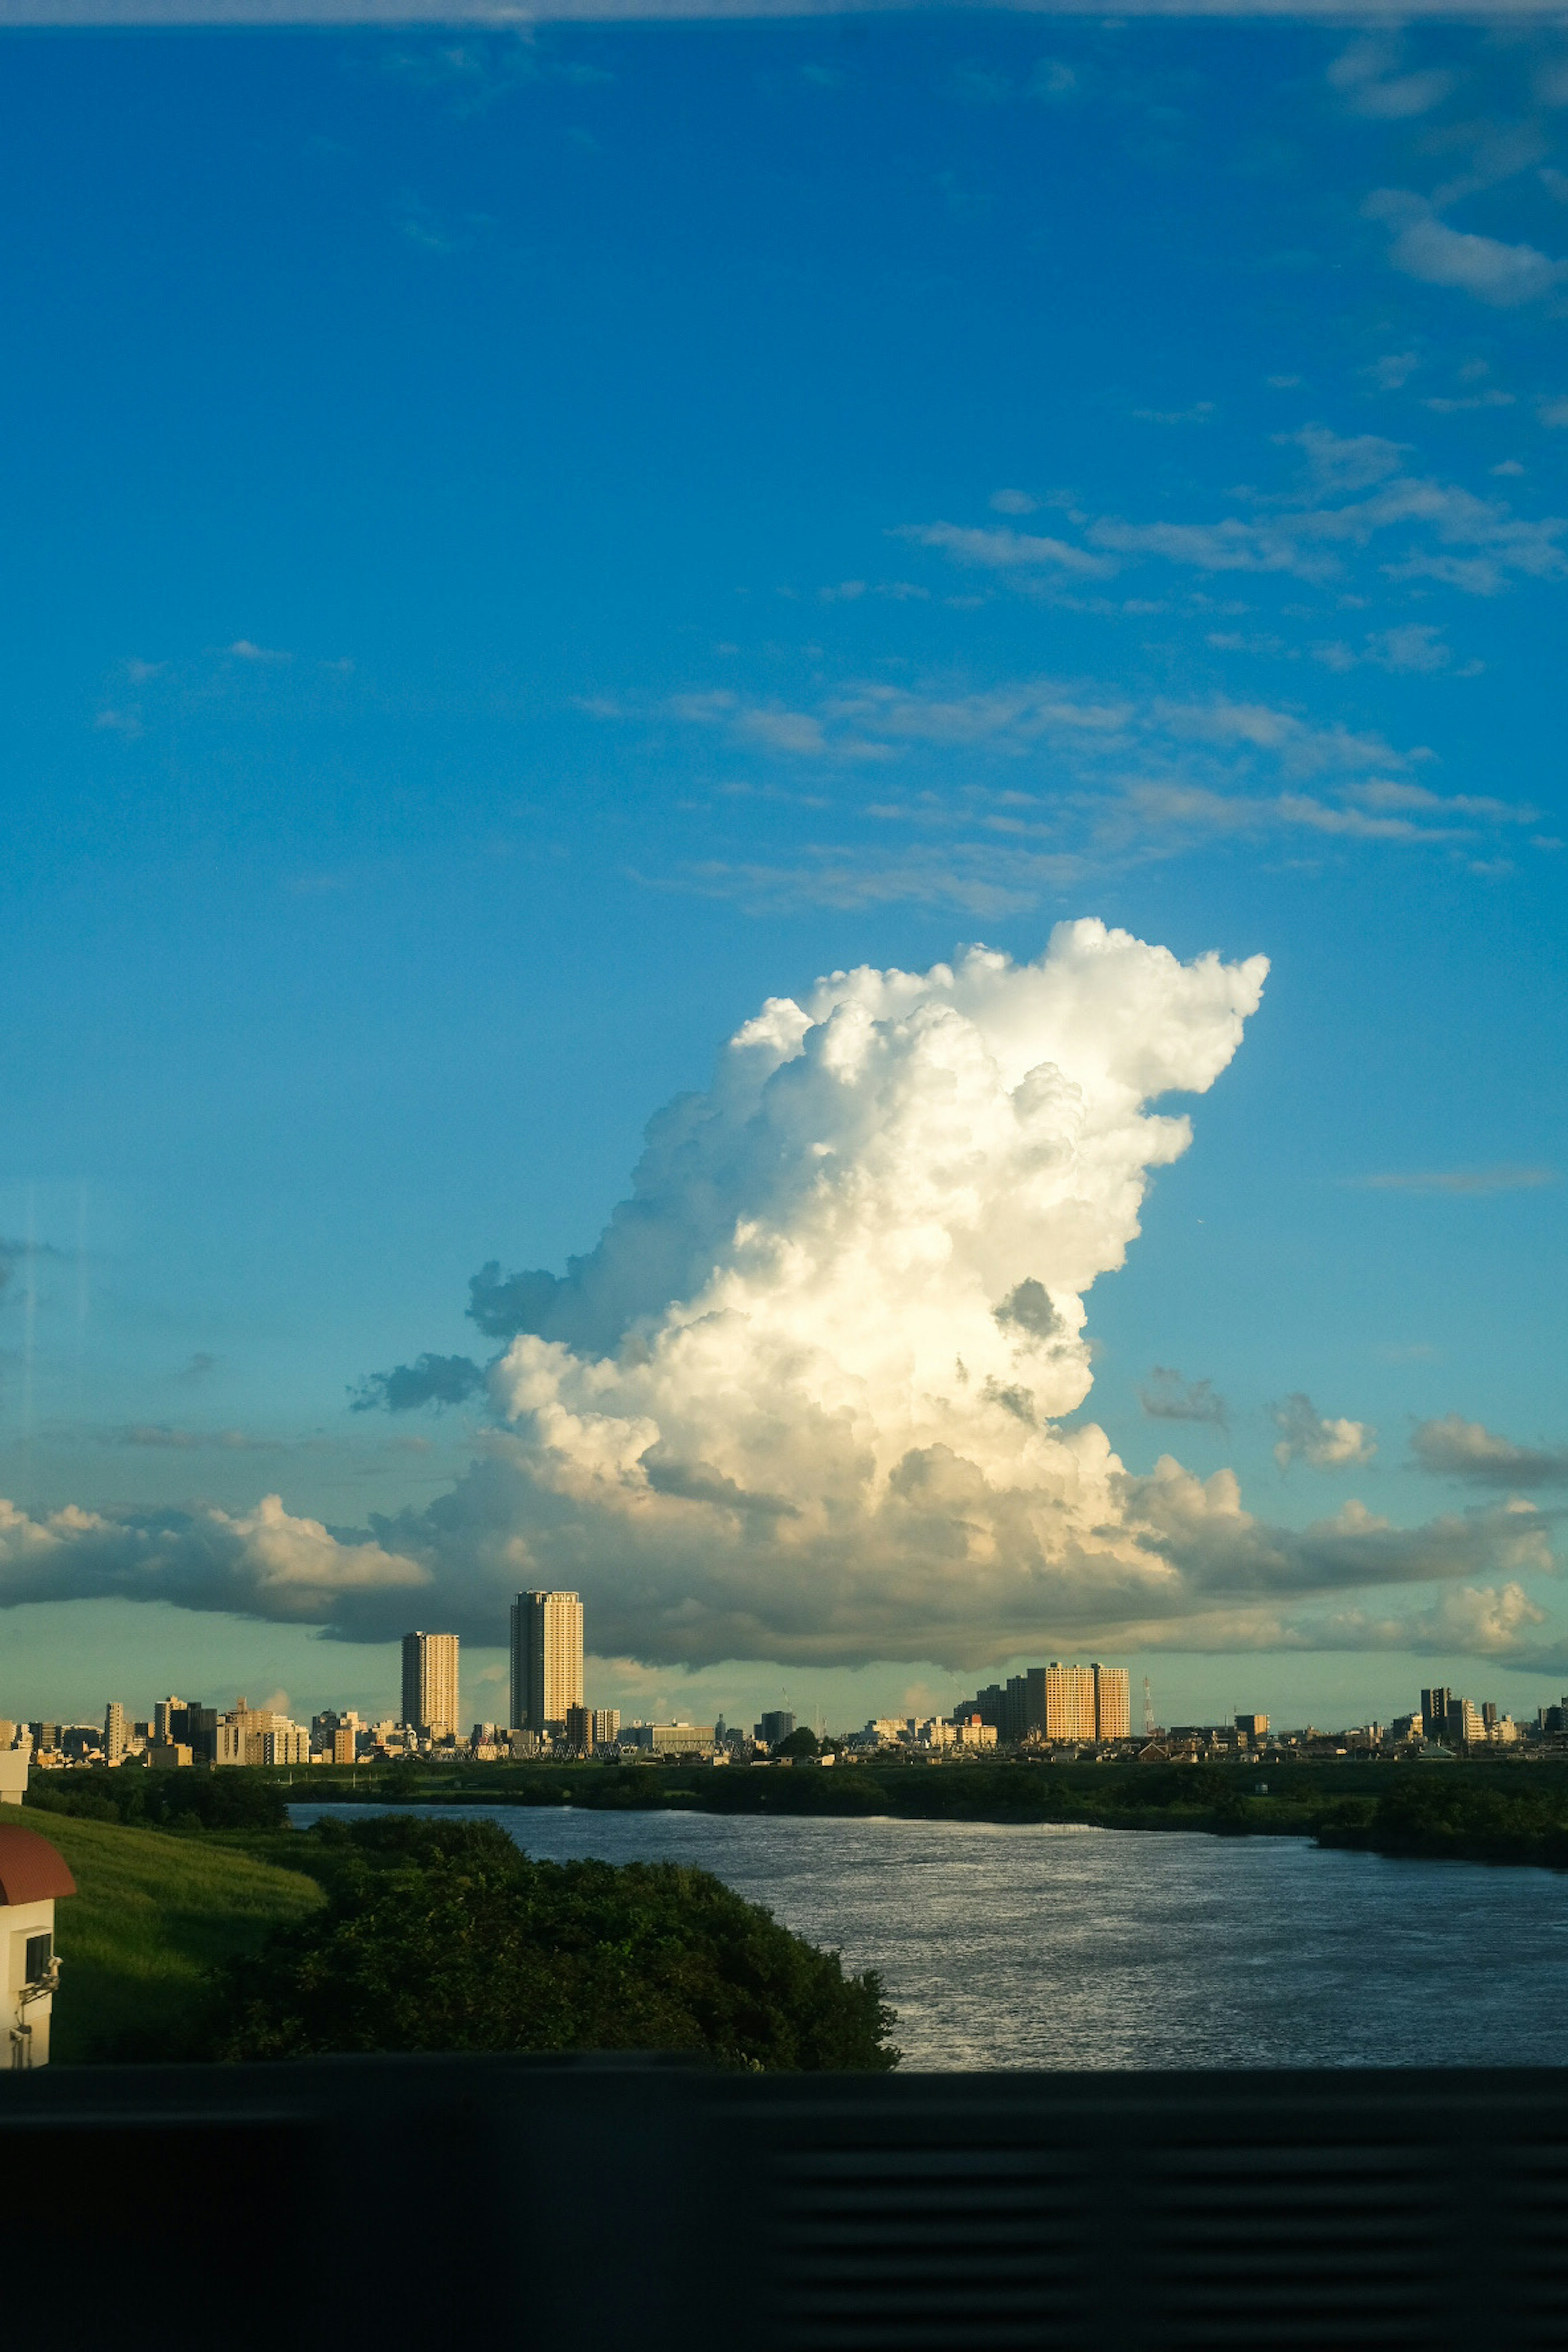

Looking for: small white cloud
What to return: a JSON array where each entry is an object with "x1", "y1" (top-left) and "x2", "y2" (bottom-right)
[
  {"x1": 1365, "y1": 351, "x2": 1421, "y2": 392},
  {"x1": 1330, "y1": 38, "x2": 1454, "y2": 120},
  {"x1": 1540, "y1": 398, "x2": 1568, "y2": 428},
  {"x1": 1140, "y1": 1368, "x2": 1227, "y2": 1429},
  {"x1": 1028, "y1": 58, "x2": 1078, "y2": 102},
  {"x1": 1273, "y1": 1393, "x2": 1377, "y2": 1471},
  {"x1": 1366, "y1": 190, "x2": 1566, "y2": 309},
  {"x1": 228, "y1": 638, "x2": 292, "y2": 663},
  {"x1": 1413, "y1": 1414, "x2": 1568, "y2": 1488},
  {"x1": 1368, "y1": 623, "x2": 1452, "y2": 674},
  {"x1": 895, "y1": 521, "x2": 1115, "y2": 579},
  {"x1": 988, "y1": 488, "x2": 1038, "y2": 515}
]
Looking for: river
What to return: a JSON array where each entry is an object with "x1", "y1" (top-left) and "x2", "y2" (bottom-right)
[{"x1": 290, "y1": 1803, "x2": 1568, "y2": 2069}]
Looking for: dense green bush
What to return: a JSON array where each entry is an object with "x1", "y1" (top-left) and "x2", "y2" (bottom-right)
[
  {"x1": 27, "y1": 1767, "x2": 287, "y2": 1831},
  {"x1": 193, "y1": 1814, "x2": 900, "y2": 2070}
]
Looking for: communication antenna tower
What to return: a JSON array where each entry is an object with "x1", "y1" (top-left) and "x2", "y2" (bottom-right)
[{"x1": 1143, "y1": 1676, "x2": 1155, "y2": 1737}]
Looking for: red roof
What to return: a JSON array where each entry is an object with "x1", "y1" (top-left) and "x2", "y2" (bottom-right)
[{"x1": 0, "y1": 1825, "x2": 76, "y2": 1905}]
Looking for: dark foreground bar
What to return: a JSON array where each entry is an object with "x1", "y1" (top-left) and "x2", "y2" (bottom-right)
[{"x1": 6, "y1": 2062, "x2": 1567, "y2": 2346}]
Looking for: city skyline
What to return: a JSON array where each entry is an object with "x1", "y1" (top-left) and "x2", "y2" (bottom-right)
[{"x1": 0, "y1": 16, "x2": 1563, "y2": 1735}]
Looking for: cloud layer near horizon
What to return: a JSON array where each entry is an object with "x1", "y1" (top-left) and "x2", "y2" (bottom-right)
[{"x1": 0, "y1": 921, "x2": 1558, "y2": 1672}]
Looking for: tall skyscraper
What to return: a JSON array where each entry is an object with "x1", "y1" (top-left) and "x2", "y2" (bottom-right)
[
  {"x1": 401, "y1": 1630, "x2": 460, "y2": 1737},
  {"x1": 1044, "y1": 1664, "x2": 1096, "y2": 1742},
  {"x1": 510, "y1": 1591, "x2": 584, "y2": 1733},
  {"x1": 103, "y1": 1699, "x2": 126, "y2": 1765},
  {"x1": 1092, "y1": 1664, "x2": 1130, "y2": 1741}
]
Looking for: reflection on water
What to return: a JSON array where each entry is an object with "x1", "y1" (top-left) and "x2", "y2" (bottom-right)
[{"x1": 291, "y1": 1803, "x2": 1568, "y2": 2070}]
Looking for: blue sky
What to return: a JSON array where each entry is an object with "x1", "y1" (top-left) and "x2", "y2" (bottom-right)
[{"x1": 1, "y1": 14, "x2": 1565, "y2": 1736}]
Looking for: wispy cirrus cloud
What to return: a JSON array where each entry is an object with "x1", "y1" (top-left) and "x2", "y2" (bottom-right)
[
  {"x1": 892, "y1": 520, "x2": 1116, "y2": 580},
  {"x1": 1348, "y1": 1163, "x2": 1558, "y2": 1195},
  {"x1": 898, "y1": 425, "x2": 1566, "y2": 600},
  {"x1": 620, "y1": 665, "x2": 1548, "y2": 911}
]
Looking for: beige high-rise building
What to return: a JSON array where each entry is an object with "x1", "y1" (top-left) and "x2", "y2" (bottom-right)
[
  {"x1": 1092, "y1": 1665, "x2": 1131, "y2": 1742},
  {"x1": 102, "y1": 1700, "x2": 126, "y2": 1766},
  {"x1": 510, "y1": 1590, "x2": 584, "y2": 1733},
  {"x1": 401, "y1": 1631, "x2": 460, "y2": 1738},
  {"x1": 1044, "y1": 1663, "x2": 1096, "y2": 1742}
]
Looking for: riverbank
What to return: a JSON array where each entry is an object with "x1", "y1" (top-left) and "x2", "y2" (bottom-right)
[
  {"x1": 31, "y1": 1754, "x2": 1568, "y2": 1871},
  {"x1": 274, "y1": 1756, "x2": 1568, "y2": 1870}
]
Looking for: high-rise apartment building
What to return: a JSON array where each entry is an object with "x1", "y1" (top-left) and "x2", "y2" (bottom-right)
[
  {"x1": 1004, "y1": 1667, "x2": 1047, "y2": 1742},
  {"x1": 510, "y1": 1592, "x2": 583, "y2": 1734},
  {"x1": 758, "y1": 1709, "x2": 795, "y2": 1746},
  {"x1": 401, "y1": 1631, "x2": 461, "y2": 1738},
  {"x1": 1044, "y1": 1663, "x2": 1096, "y2": 1742},
  {"x1": 1449, "y1": 1697, "x2": 1486, "y2": 1745},
  {"x1": 1421, "y1": 1687, "x2": 1451, "y2": 1742},
  {"x1": 1235, "y1": 1713, "x2": 1270, "y2": 1743},
  {"x1": 103, "y1": 1700, "x2": 126, "y2": 1766},
  {"x1": 592, "y1": 1708, "x2": 620, "y2": 1747},
  {"x1": 1092, "y1": 1665, "x2": 1131, "y2": 1741}
]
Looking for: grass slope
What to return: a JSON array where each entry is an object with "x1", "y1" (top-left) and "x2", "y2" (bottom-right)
[{"x1": 16, "y1": 1812, "x2": 323, "y2": 2062}]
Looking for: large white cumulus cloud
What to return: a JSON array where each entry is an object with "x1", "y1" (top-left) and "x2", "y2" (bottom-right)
[
  {"x1": 0, "y1": 920, "x2": 1555, "y2": 1669},
  {"x1": 439, "y1": 922, "x2": 1270, "y2": 1664}
]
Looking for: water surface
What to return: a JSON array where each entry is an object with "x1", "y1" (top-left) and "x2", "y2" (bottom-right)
[{"x1": 291, "y1": 1803, "x2": 1568, "y2": 2069}]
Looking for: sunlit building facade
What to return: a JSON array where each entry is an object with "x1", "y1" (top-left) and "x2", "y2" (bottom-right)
[
  {"x1": 1045, "y1": 1664, "x2": 1097, "y2": 1742},
  {"x1": 401, "y1": 1631, "x2": 460, "y2": 1739},
  {"x1": 1092, "y1": 1665, "x2": 1131, "y2": 1741},
  {"x1": 510, "y1": 1590, "x2": 584, "y2": 1734}
]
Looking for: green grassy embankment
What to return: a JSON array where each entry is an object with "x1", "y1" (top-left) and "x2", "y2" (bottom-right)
[{"x1": 16, "y1": 1811, "x2": 323, "y2": 2062}]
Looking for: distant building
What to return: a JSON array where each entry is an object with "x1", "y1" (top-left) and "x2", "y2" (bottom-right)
[
  {"x1": 145, "y1": 1743, "x2": 193, "y2": 1769},
  {"x1": 621, "y1": 1723, "x2": 715, "y2": 1755},
  {"x1": 996, "y1": 1671, "x2": 1035, "y2": 1742},
  {"x1": 178, "y1": 1705, "x2": 218, "y2": 1762},
  {"x1": 510, "y1": 1591, "x2": 584, "y2": 1735},
  {"x1": 758, "y1": 1711, "x2": 795, "y2": 1746},
  {"x1": 1421, "y1": 1687, "x2": 1451, "y2": 1742},
  {"x1": 564, "y1": 1703, "x2": 592, "y2": 1749},
  {"x1": 1093, "y1": 1665, "x2": 1130, "y2": 1742},
  {"x1": 102, "y1": 1702, "x2": 126, "y2": 1767},
  {"x1": 1449, "y1": 1697, "x2": 1486, "y2": 1745},
  {"x1": 263, "y1": 1724, "x2": 309, "y2": 1766},
  {"x1": 1235, "y1": 1713, "x2": 1270, "y2": 1743},
  {"x1": 592, "y1": 1708, "x2": 621, "y2": 1747},
  {"x1": 0, "y1": 1733, "x2": 31, "y2": 1806},
  {"x1": 402, "y1": 1632, "x2": 460, "y2": 1740},
  {"x1": 1482, "y1": 1702, "x2": 1499, "y2": 1731},
  {"x1": 1045, "y1": 1664, "x2": 1096, "y2": 1742},
  {"x1": 950, "y1": 1716, "x2": 998, "y2": 1749}
]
